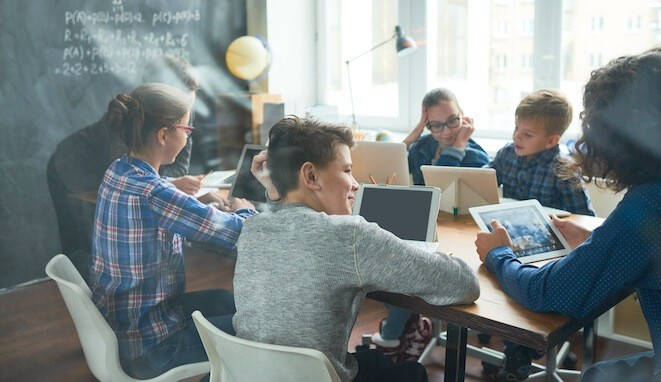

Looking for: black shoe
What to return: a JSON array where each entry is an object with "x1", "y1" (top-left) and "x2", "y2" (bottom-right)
[{"x1": 495, "y1": 346, "x2": 532, "y2": 382}]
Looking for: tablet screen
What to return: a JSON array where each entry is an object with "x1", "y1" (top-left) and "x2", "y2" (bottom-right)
[
  {"x1": 478, "y1": 205, "x2": 565, "y2": 257},
  {"x1": 358, "y1": 187, "x2": 432, "y2": 241},
  {"x1": 230, "y1": 146, "x2": 266, "y2": 202}
]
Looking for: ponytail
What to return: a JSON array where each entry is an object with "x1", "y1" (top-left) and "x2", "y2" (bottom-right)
[
  {"x1": 104, "y1": 83, "x2": 191, "y2": 152},
  {"x1": 106, "y1": 94, "x2": 145, "y2": 150}
]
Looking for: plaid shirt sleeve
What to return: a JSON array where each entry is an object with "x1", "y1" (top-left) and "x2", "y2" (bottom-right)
[
  {"x1": 555, "y1": 177, "x2": 595, "y2": 216},
  {"x1": 148, "y1": 181, "x2": 257, "y2": 249}
]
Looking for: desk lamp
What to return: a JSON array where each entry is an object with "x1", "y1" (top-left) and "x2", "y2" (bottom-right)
[{"x1": 345, "y1": 25, "x2": 417, "y2": 128}]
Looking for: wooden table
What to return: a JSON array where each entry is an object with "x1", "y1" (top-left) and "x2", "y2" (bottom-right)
[{"x1": 368, "y1": 213, "x2": 610, "y2": 382}]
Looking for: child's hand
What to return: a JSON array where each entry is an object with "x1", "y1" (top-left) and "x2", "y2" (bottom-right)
[
  {"x1": 415, "y1": 107, "x2": 429, "y2": 131},
  {"x1": 475, "y1": 220, "x2": 513, "y2": 262},
  {"x1": 551, "y1": 215, "x2": 591, "y2": 249},
  {"x1": 198, "y1": 191, "x2": 231, "y2": 211},
  {"x1": 452, "y1": 116, "x2": 475, "y2": 150},
  {"x1": 251, "y1": 150, "x2": 280, "y2": 201},
  {"x1": 171, "y1": 175, "x2": 204, "y2": 195},
  {"x1": 230, "y1": 197, "x2": 255, "y2": 211}
]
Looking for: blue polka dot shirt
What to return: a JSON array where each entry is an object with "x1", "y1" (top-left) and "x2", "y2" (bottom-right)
[{"x1": 486, "y1": 181, "x2": 661, "y2": 371}]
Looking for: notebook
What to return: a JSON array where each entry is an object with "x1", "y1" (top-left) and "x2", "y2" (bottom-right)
[{"x1": 352, "y1": 184, "x2": 441, "y2": 252}]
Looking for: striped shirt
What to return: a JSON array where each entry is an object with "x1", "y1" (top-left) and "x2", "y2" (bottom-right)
[
  {"x1": 89, "y1": 155, "x2": 256, "y2": 360},
  {"x1": 486, "y1": 143, "x2": 594, "y2": 215}
]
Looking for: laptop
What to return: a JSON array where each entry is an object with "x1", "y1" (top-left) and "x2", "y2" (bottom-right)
[
  {"x1": 201, "y1": 170, "x2": 236, "y2": 189},
  {"x1": 352, "y1": 184, "x2": 441, "y2": 252},
  {"x1": 229, "y1": 144, "x2": 267, "y2": 203},
  {"x1": 351, "y1": 141, "x2": 410, "y2": 186}
]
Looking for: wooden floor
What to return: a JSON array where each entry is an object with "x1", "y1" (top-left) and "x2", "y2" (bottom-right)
[{"x1": 0, "y1": 247, "x2": 647, "y2": 382}]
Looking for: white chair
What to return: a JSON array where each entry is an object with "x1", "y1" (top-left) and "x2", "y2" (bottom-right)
[
  {"x1": 45, "y1": 254, "x2": 209, "y2": 382},
  {"x1": 584, "y1": 181, "x2": 625, "y2": 218},
  {"x1": 192, "y1": 310, "x2": 341, "y2": 382}
]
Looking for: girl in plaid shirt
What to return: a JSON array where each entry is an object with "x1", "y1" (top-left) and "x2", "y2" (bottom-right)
[{"x1": 89, "y1": 83, "x2": 256, "y2": 378}]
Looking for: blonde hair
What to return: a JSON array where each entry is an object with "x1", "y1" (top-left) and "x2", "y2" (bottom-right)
[{"x1": 515, "y1": 89, "x2": 573, "y2": 136}]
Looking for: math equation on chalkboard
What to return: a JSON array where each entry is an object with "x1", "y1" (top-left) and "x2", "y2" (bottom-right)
[{"x1": 53, "y1": 0, "x2": 201, "y2": 77}]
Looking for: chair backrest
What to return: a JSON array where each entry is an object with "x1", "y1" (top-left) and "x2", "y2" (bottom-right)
[
  {"x1": 192, "y1": 311, "x2": 341, "y2": 382},
  {"x1": 45, "y1": 254, "x2": 124, "y2": 381},
  {"x1": 584, "y1": 181, "x2": 626, "y2": 218}
]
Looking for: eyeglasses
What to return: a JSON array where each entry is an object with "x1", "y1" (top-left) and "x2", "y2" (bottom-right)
[
  {"x1": 427, "y1": 116, "x2": 462, "y2": 132},
  {"x1": 173, "y1": 124, "x2": 195, "y2": 137}
]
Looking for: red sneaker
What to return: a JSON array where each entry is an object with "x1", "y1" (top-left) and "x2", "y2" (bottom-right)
[
  {"x1": 372, "y1": 317, "x2": 406, "y2": 363},
  {"x1": 397, "y1": 314, "x2": 433, "y2": 362}
]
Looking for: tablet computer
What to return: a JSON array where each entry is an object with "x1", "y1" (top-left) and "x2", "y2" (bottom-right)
[
  {"x1": 229, "y1": 144, "x2": 266, "y2": 203},
  {"x1": 469, "y1": 200, "x2": 571, "y2": 263},
  {"x1": 352, "y1": 184, "x2": 441, "y2": 244},
  {"x1": 421, "y1": 166, "x2": 499, "y2": 215}
]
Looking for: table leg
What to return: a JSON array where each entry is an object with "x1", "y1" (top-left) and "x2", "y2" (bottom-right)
[
  {"x1": 582, "y1": 320, "x2": 597, "y2": 372},
  {"x1": 444, "y1": 323, "x2": 467, "y2": 382}
]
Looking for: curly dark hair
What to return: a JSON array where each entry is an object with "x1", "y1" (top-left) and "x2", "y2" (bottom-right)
[
  {"x1": 563, "y1": 50, "x2": 661, "y2": 192},
  {"x1": 267, "y1": 116, "x2": 354, "y2": 197}
]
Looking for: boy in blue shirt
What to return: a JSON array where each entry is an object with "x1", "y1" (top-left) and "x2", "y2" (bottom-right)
[
  {"x1": 484, "y1": 89, "x2": 595, "y2": 380},
  {"x1": 476, "y1": 50, "x2": 661, "y2": 382},
  {"x1": 487, "y1": 89, "x2": 594, "y2": 216}
]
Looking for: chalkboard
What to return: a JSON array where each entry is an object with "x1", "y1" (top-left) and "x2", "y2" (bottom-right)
[{"x1": 0, "y1": 0, "x2": 248, "y2": 289}]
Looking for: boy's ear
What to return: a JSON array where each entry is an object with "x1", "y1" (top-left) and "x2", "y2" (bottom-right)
[
  {"x1": 546, "y1": 134, "x2": 561, "y2": 148},
  {"x1": 300, "y1": 162, "x2": 321, "y2": 191}
]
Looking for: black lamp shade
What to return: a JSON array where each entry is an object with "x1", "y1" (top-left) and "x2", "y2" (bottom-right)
[{"x1": 395, "y1": 25, "x2": 417, "y2": 57}]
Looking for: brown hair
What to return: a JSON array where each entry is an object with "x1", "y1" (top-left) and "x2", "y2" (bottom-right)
[
  {"x1": 422, "y1": 87, "x2": 461, "y2": 110},
  {"x1": 105, "y1": 83, "x2": 192, "y2": 152},
  {"x1": 561, "y1": 51, "x2": 661, "y2": 191},
  {"x1": 267, "y1": 116, "x2": 354, "y2": 197},
  {"x1": 516, "y1": 89, "x2": 573, "y2": 136}
]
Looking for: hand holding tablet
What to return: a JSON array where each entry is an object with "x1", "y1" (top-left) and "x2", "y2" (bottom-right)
[{"x1": 471, "y1": 200, "x2": 572, "y2": 264}]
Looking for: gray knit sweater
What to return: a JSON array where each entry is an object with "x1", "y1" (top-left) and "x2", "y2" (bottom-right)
[{"x1": 233, "y1": 204, "x2": 480, "y2": 381}]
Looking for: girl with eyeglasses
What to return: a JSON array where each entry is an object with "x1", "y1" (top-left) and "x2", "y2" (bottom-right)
[
  {"x1": 368, "y1": 89, "x2": 490, "y2": 363},
  {"x1": 90, "y1": 82, "x2": 256, "y2": 379},
  {"x1": 403, "y1": 88, "x2": 490, "y2": 186}
]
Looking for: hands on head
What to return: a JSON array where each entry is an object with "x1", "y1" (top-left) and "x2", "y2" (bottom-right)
[
  {"x1": 452, "y1": 116, "x2": 475, "y2": 149},
  {"x1": 251, "y1": 150, "x2": 280, "y2": 201}
]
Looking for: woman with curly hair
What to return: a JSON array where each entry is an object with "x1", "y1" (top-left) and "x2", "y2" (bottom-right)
[{"x1": 474, "y1": 49, "x2": 661, "y2": 382}]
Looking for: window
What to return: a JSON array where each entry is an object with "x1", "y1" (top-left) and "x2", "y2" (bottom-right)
[
  {"x1": 627, "y1": 15, "x2": 642, "y2": 32},
  {"x1": 591, "y1": 16, "x2": 604, "y2": 32},
  {"x1": 317, "y1": 0, "x2": 403, "y2": 126},
  {"x1": 561, "y1": 1, "x2": 658, "y2": 136},
  {"x1": 316, "y1": 0, "x2": 659, "y2": 137},
  {"x1": 430, "y1": 0, "x2": 468, "y2": 79}
]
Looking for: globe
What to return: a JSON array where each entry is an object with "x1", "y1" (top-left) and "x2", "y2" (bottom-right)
[
  {"x1": 225, "y1": 36, "x2": 270, "y2": 80},
  {"x1": 375, "y1": 130, "x2": 392, "y2": 142}
]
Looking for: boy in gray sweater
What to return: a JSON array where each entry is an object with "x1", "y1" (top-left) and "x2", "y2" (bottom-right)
[{"x1": 232, "y1": 116, "x2": 480, "y2": 382}]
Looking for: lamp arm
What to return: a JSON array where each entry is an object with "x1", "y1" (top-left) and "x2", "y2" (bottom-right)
[{"x1": 344, "y1": 33, "x2": 396, "y2": 65}]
